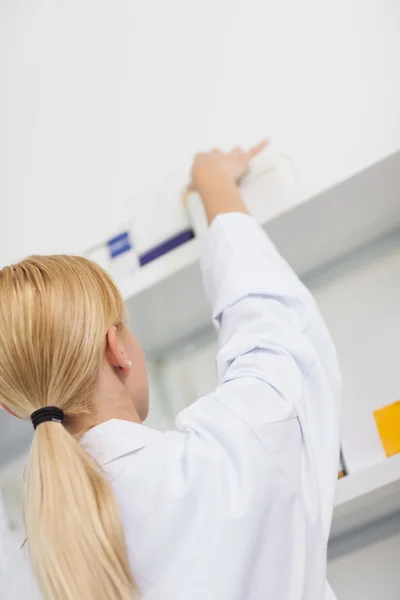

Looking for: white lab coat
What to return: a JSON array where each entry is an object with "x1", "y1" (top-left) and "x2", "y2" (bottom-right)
[{"x1": 0, "y1": 213, "x2": 341, "y2": 599}]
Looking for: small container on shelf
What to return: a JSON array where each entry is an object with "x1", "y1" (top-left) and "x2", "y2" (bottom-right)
[
  {"x1": 183, "y1": 145, "x2": 299, "y2": 237},
  {"x1": 373, "y1": 400, "x2": 400, "y2": 458},
  {"x1": 86, "y1": 225, "x2": 140, "y2": 283},
  {"x1": 341, "y1": 398, "x2": 400, "y2": 475},
  {"x1": 128, "y1": 175, "x2": 195, "y2": 267}
]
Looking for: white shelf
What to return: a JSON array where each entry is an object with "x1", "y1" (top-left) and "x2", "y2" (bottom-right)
[
  {"x1": 331, "y1": 454, "x2": 400, "y2": 540},
  {"x1": 124, "y1": 151, "x2": 400, "y2": 357},
  {"x1": 119, "y1": 236, "x2": 201, "y2": 300}
]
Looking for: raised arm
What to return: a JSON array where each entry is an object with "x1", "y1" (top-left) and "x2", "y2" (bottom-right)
[
  {"x1": 191, "y1": 144, "x2": 341, "y2": 395},
  {"x1": 177, "y1": 146, "x2": 341, "y2": 532}
]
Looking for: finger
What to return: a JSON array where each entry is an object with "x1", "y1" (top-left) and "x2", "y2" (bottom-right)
[
  {"x1": 230, "y1": 146, "x2": 242, "y2": 156},
  {"x1": 247, "y1": 139, "x2": 269, "y2": 159}
]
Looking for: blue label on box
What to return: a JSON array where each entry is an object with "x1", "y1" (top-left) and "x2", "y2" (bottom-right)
[
  {"x1": 108, "y1": 232, "x2": 132, "y2": 259},
  {"x1": 139, "y1": 229, "x2": 195, "y2": 266}
]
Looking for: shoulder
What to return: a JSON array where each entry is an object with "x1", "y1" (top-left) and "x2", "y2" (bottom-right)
[{"x1": 110, "y1": 396, "x2": 296, "y2": 514}]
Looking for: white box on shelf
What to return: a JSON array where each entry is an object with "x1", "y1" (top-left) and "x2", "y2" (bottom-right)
[
  {"x1": 86, "y1": 227, "x2": 140, "y2": 284},
  {"x1": 341, "y1": 413, "x2": 387, "y2": 475},
  {"x1": 128, "y1": 175, "x2": 194, "y2": 267},
  {"x1": 184, "y1": 147, "x2": 299, "y2": 237}
]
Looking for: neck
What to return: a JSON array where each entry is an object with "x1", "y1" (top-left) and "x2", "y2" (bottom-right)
[{"x1": 69, "y1": 392, "x2": 141, "y2": 437}]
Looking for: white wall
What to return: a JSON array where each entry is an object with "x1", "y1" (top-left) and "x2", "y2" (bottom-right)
[{"x1": 1, "y1": 0, "x2": 400, "y2": 266}]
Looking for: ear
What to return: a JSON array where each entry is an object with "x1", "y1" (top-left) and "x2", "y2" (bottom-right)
[
  {"x1": 106, "y1": 326, "x2": 132, "y2": 375},
  {"x1": 0, "y1": 403, "x2": 18, "y2": 418}
]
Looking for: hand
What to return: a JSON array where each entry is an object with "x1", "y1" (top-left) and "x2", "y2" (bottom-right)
[
  {"x1": 186, "y1": 140, "x2": 269, "y2": 225},
  {"x1": 189, "y1": 140, "x2": 268, "y2": 193}
]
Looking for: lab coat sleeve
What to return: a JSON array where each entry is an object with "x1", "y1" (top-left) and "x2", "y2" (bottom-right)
[
  {"x1": 195, "y1": 212, "x2": 341, "y2": 426},
  {"x1": 207, "y1": 213, "x2": 338, "y2": 372},
  {"x1": 172, "y1": 212, "x2": 341, "y2": 590}
]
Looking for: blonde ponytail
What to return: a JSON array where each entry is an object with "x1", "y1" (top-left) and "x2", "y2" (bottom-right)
[
  {"x1": 26, "y1": 422, "x2": 134, "y2": 600},
  {"x1": 0, "y1": 256, "x2": 136, "y2": 600}
]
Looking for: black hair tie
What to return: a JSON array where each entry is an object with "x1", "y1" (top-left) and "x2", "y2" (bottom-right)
[{"x1": 31, "y1": 406, "x2": 65, "y2": 430}]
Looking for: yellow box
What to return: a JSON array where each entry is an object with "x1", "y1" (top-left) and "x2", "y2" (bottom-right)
[{"x1": 374, "y1": 401, "x2": 400, "y2": 458}]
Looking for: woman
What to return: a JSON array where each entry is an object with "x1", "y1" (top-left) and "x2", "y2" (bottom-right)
[{"x1": 0, "y1": 144, "x2": 341, "y2": 600}]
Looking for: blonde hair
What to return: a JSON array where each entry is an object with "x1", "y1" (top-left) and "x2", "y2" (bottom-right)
[{"x1": 0, "y1": 256, "x2": 136, "y2": 600}]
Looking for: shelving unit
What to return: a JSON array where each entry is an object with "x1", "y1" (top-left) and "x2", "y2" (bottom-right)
[
  {"x1": 122, "y1": 150, "x2": 400, "y2": 357},
  {"x1": 119, "y1": 149, "x2": 400, "y2": 553}
]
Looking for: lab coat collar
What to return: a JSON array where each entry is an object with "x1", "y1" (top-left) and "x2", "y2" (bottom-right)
[{"x1": 80, "y1": 419, "x2": 162, "y2": 466}]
